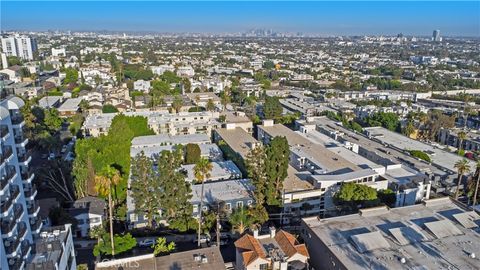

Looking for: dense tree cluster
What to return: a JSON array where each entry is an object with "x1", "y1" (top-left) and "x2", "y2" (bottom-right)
[{"x1": 73, "y1": 114, "x2": 154, "y2": 218}]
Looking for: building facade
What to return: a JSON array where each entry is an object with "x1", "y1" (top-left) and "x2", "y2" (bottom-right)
[
  {"x1": 1, "y1": 35, "x2": 38, "y2": 61},
  {"x1": 0, "y1": 96, "x2": 40, "y2": 270}
]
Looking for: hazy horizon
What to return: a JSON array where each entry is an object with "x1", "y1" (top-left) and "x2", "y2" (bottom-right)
[{"x1": 1, "y1": 1, "x2": 479, "y2": 37}]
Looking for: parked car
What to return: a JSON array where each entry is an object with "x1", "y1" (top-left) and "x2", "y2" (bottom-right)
[
  {"x1": 138, "y1": 239, "x2": 155, "y2": 248},
  {"x1": 193, "y1": 234, "x2": 210, "y2": 244}
]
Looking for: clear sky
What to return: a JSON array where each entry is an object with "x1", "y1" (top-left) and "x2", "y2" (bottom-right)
[{"x1": 1, "y1": 1, "x2": 479, "y2": 36}]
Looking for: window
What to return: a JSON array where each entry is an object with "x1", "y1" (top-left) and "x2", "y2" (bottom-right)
[
  {"x1": 89, "y1": 217, "x2": 101, "y2": 224},
  {"x1": 193, "y1": 204, "x2": 198, "y2": 213},
  {"x1": 225, "y1": 203, "x2": 231, "y2": 210},
  {"x1": 202, "y1": 206, "x2": 208, "y2": 211},
  {"x1": 259, "y1": 263, "x2": 268, "y2": 270},
  {"x1": 247, "y1": 200, "x2": 253, "y2": 206},
  {"x1": 236, "y1": 201, "x2": 243, "y2": 208}
]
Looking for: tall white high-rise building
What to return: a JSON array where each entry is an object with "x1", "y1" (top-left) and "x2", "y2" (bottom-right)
[
  {"x1": 0, "y1": 96, "x2": 39, "y2": 270},
  {"x1": 432, "y1": 29, "x2": 442, "y2": 42},
  {"x1": 0, "y1": 95, "x2": 76, "y2": 270},
  {"x1": 1, "y1": 35, "x2": 38, "y2": 61}
]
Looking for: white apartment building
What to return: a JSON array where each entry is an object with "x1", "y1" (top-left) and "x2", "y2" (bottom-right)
[
  {"x1": 257, "y1": 121, "x2": 389, "y2": 223},
  {"x1": 0, "y1": 96, "x2": 40, "y2": 270},
  {"x1": 176, "y1": 66, "x2": 195, "y2": 77},
  {"x1": 83, "y1": 111, "x2": 220, "y2": 137},
  {"x1": 150, "y1": 65, "x2": 175, "y2": 75},
  {"x1": 1, "y1": 35, "x2": 38, "y2": 61},
  {"x1": 133, "y1": 80, "x2": 151, "y2": 92},
  {"x1": 51, "y1": 48, "x2": 66, "y2": 57}
]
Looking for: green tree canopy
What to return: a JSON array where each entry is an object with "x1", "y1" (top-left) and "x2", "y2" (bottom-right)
[
  {"x1": 93, "y1": 233, "x2": 137, "y2": 256},
  {"x1": 102, "y1": 104, "x2": 119, "y2": 113},
  {"x1": 263, "y1": 96, "x2": 283, "y2": 120},
  {"x1": 265, "y1": 136, "x2": 290, "y2": 206},
  {"x1": 185, "y1": 143, "x2": 201, "y2": 164}
]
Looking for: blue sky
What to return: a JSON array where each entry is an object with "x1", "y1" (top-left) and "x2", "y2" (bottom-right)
[{"x1": 1, "y1": 1, "x2": 479, "y2": 36}]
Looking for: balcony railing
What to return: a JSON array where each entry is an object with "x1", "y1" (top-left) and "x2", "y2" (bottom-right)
[
  {"x1": 11, "y1": 116, "x2": 24, "y2": 125},
  {"x1": 17, "y1": 152, "x2": 31, "y2": 163},
  {"x1": 14, "y1": 136, "x2": 27, "y2": 145},
  {"x1": 4, "y1": 237, "x2": 20, "y2": 254},
  {"x1": 10, "y1": 185, "x2": 20, "y2": 201},
  {"x1": 0, "y1": 197, "x2": 13, "y2": 214},
  {"x1": 13, "y1": 203, "x2": 23, "y2": 221},
  {"x1": 24, "y1": 185, "x2": 37, "y2": 199},
  {"x1": 30, "y1": 218, "x2": 42, "y2": 232},
  {"x1": 21, "y1": 169, "x2": 34, "y2": 182},
  {"x1": 1, "y1": 218, "x2": 17, "y2": 234},
  {"x1": 0, "y1": 177, "x2": 8, "y2": 192},
  {"x1": 7, "y1": 257, "x2": 24, "y2": 270},
  {"x1": 20, "y1": 239, "x2": 30, "y2": 258},
  {"x1": 17, "y1": 221, "x2": 27, "y2": 239},
  {"x1": 27, "y1": 202, "x2": 39, "y2": 215},
  {"x1": 0, "y1": 125, "x2": 9, "y2": 139},
  {"x1": 2, "y1": 166, "x2": 17, "y2": 183},
  {"x1": 1, "y1": 146, "x2": 13, "y2": 163}
]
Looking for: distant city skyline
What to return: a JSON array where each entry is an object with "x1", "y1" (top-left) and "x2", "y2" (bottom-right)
[{"x1": 1, "y1": 1, "x2": 479, "y2": 37}]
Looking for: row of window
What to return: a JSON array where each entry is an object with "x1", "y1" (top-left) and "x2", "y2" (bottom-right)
[
  {"x1": 193, "y1": 200, "x2": 253, "y2": 213},
  {"x1": 75, "y1": 217, "x2": 101, "y2": 225}
]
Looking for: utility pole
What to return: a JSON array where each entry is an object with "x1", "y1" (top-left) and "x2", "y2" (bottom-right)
[{"x1": 216, "y1": 203, "x2": 220, "y2": 245}]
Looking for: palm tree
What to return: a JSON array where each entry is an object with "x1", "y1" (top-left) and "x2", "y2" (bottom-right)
[
  {"x1": 472, "y1": 160, "x2": 480, "y2": 207},
  {"x1": 172, "y1": 95, "x2": 183, "y2": 114},
  {"x1": 454, "y1": 159, "x2": 470, "y2": 200},
  {"x1": 458, "y1": 131, "x2": 467, "y2": 154},
  {"x1": 194, "y1": 157, "x2": 212, "y2": 247},
  {"x1": 94, "y1": 166, "x2": 121, "y2": 256},
  {"x1": 228, "y1": 207, "x2": 251, "y2": 235}
]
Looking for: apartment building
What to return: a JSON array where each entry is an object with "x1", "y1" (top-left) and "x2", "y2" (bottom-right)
[
  {"x1": 438, "y1": 128, "x2": 480, "y2": 152},
  {"x1": 83, "y1": 111, "x2": 220, "y2": 137},
  {"x1": 257, "y1": 121, "x2": 388, "y2": 222},
  {"x1": 1, "y1": 35, "x2": 38, "y2": 61},
  {"x1": 127, "y1": 133, "x2": 254, "y2": 228},
  {"x1": 301, "y1": 197, "x2": 480, "y2": 270},
  {"x1": 1, "y1": 96, "x2": 39, "y2": 270},
  {"x1": 297, "y1": 116, "x2": 433, "y2": 207},
  {"x1": 25, "y1": 224, "x2": 76, "y2": 270}
]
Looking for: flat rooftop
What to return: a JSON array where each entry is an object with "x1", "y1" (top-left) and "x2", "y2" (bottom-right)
[
  {"x1": 131, "y1": 142, "x2": 222, "y2": 161},
  {"x1": 95, "y1": 247, "x2": 225, "y2": 270},
  {"x1": 258, "y1": 124, "x2": 359, "y2": 172},
  {"x1": 190, "y1": 179, "x2": 253, "y2": 204},
  {"x1": 303, "y1": 197, "x2": 480, "y2": 269},
  {"x1": 364, "y1": 126, "x2": 476, "y2": 173},
  {"x1": 131, "y1": 134, "x2": 210, "y2": 147},
  {"x1": 182, "y1": 160, "x2": 242, "y2": 182},
  {"x1": 215, "y1": 127, "x2": 258, "y2": 158}
]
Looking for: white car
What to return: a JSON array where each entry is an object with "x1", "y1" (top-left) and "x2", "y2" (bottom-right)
[{"x1": 138, "y1": 239, "x2": 155, "y2": 247}]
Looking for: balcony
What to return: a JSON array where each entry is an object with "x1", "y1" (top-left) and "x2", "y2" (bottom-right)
[
  {"x1": 11, "y1": 115, "x2": 24, "y2": 126},
  {"x1": 10, "y1": 184, "x2": 20, "y2": 202},
  {"x1": 7, "y1": 257, "x2": 25, "y2": 270},
  {"x1": 3, "y1": 165, "x2": 17, "y2": 184},
  {"x1": 0, "y1": 177, "x2": 8, "y2": 196},
  {"x1": 1, "y1": 218, "x2": 17, "y2": 236},
  {"x1": 21, "y1": 239, "x2": 31, "y2": 259},
  {"x1": 17, "y1": 221, "x2": 27, "y2": 239},
  {"x1": 27, "y1": 202, "x2": 40, "y2": 217},
  {"x1": 4, "y1": 237, "x2": 21, "y2": 257},
  {"x1": 0, "y1": 125, "x2": 9, "y2": 139},
  {"x1": 14, "y1": 136, "x2": 28, "y2": 147},
  {"x1": 1, "y1": 146, "x2": 13, "y2": 164},
  {"x1": 24, "y1": 184, "x2": 37, "y2": 200},
  {"x1": 13, "y1": 203, "x2": 23, "y2": 221},
  {"x1": 0, "y1": 197, "x2": 13, "y2": 217},
  {"x1": 17, "y1": 151, "x2": 32, "y2": 165},
  {"x1": 30, "y1": 218, "x2": 42, "y2": 233},
  {"x1": 21, "y1": 169, "x2": 34, "y2": 183}
]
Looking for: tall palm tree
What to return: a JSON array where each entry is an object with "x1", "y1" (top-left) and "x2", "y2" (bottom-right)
[
  {"x1": 458, "y1": 131, "x2": 467, "y2": 154},
  {"x1": 94, "y1": 166, "x2": 121, "y2": 256},
  {"x1": 472, "y1": 160, "x2": 480, "y2": 207},
  {"x1": 454, "y1": 159, "x2": 471, "y2": 200},
  {"x1": 194, "y1": 157, "x2": 212, "y2": 247}
]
